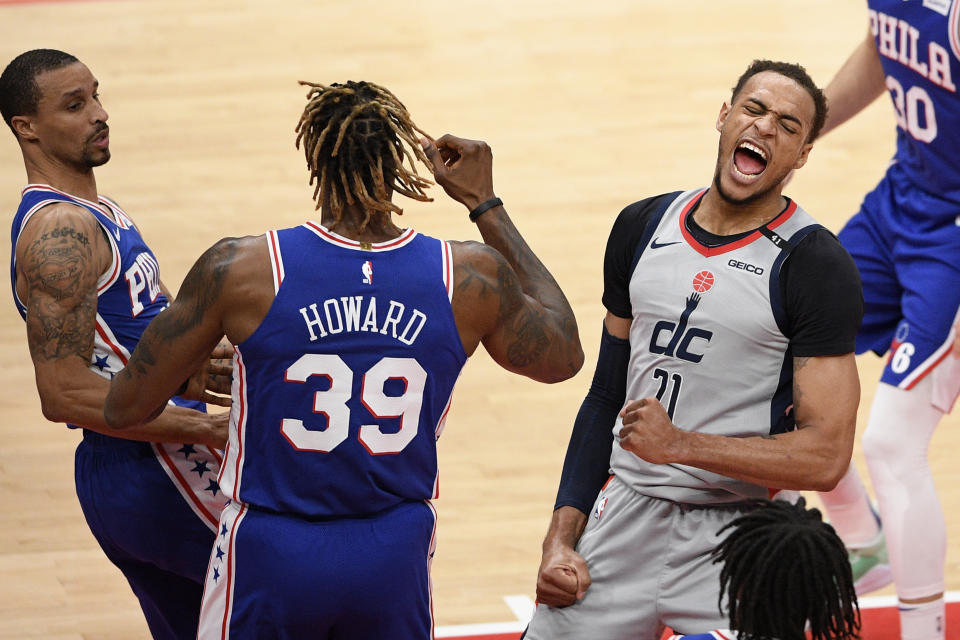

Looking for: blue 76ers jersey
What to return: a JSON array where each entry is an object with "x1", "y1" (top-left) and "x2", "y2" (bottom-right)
[
  {"x1": 11, "y1": 184, "x2": 173, "y2": 378},
  {"x1": 217, "y1": 222, "x2": 467, "y2": 519},
  {"x1": 868, "y1": 0, "x2": 960, "y2": 201},
  {"x1": 10, "y1": 185, "x2": 222, "y2": 531}
]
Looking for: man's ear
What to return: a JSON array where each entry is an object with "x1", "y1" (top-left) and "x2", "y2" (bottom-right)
[
  {"x1": 10, "y1": 115, "x2": 38, "y2": 142},
  {"x1": 793, "y1": 142, "x2": 814, "y2": 170},
  {"x1": 716, "y1": 102, "x2": 731, "y2": 133}
]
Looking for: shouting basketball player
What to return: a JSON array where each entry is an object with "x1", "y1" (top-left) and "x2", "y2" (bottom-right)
[{"x1": 523, "y1": 60, "x2": 864, "y2": 638}]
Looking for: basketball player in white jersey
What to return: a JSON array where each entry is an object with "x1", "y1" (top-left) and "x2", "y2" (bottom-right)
[{"x1": 523, "y1": 60, "x2": 863, "y2": 639}]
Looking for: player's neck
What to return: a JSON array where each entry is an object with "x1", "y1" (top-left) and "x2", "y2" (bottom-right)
[
  {"x1": 24, "y1": 154, "x2": 99, "y2": 203},
  {"x1": 695, "y1": 188, "x2": 788, "y2": 236},
  {"x1": 320, "y1": 206, "x2": 404, "y2": 243}
]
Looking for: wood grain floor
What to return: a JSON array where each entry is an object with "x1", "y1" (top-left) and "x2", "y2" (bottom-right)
[{"x1": 1, "y1": 1, "x2": 957, "y2": 637}]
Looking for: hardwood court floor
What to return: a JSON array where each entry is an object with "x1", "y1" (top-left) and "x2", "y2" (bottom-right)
[{"x1": 1, "y1": 1, "x2": 958, "y2": 638}]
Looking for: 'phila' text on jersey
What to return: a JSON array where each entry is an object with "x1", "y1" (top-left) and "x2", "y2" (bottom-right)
[
  {"x1": 871, "y1": 9, "x2": 956, "y2": 91},
  {"x1": 299, "y1": 295, "x2": 427, "y2": 346},
  {"x1": 125, "y1": 251, "x2": 162, "y2": 316}
]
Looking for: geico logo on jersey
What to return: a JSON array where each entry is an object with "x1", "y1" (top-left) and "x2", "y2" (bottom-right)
[
  {"x1": 726, "y1": 258, "x2": 764, "y2": 275},
  {"x1": 299, "y1": 295, "x2": 427, "y2": 345},
  {"x1": 125, "y1": 251, "x2": 162, "y2": 316}
]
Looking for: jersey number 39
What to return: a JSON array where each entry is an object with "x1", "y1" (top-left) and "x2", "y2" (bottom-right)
[{"x1": 281, "y1": 354, "x2": 427, "y2": 455}]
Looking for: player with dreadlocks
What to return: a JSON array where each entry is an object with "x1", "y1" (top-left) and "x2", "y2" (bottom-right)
[
  {"x1": 294, "y1": 80, "x2": 434, "y2": 229},
  {"x1": 667, "y1": 498, "x2": 861, "y2": 640},
  {"x1": 104, "y1": 79, "x2": 584, "y2": 639}
]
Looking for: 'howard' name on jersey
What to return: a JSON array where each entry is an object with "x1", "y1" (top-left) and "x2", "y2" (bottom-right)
[{"x1": 299, "y1": 295, "x2": 428, "y2": 346}]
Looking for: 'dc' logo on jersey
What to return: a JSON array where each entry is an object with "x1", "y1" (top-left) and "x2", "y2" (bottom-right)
[
  {"x1": 692, "y1": 270, "x2": 714, "y2": 292},
  {"x1": 648, "y1": 271, "x2": 715, "y2": 363}
]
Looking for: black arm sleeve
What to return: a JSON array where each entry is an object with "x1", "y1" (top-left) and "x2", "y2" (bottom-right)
[
  {"x1": 601, "y1": 197, "x2": 664, "y2": 318},
  {"x1": 553, "y1": 196, "x2": 666, "y2": 513},
  {"x1": 553, "y1": 322, "x2": 631, "y2": 514},
  {"x1": 780, "y1": 229, "x2": 864, "y2": 355}
]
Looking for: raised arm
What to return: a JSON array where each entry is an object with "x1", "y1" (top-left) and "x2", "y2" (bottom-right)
[
  {"x1": 421, "y1": 135, "x2": 584, "y2": 383},
  {"x1": 820, "y1": 26, "x2": 887, "y2": 137},
  {"x1": 105, "y1": 235, "x2": 270, "y2": 429},
  {"x1": 618, "y1": 352, "x2": 860, "y2": 492},
  {"x1": 15, "y1": 204, "x2": 224, "y2": 448}
]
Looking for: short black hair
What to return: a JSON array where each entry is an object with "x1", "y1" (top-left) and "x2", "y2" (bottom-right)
[
  {"x1": 714, "y1": 498, "x2": 860, "y2": 640},
  {"x1": 730, "y1": 59, "x2": 828, "y2": 142},
  {"x1": 0, "y1": 49, "x2": 79, "y2": 135}
]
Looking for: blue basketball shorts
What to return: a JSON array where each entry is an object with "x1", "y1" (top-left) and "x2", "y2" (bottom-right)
[
  {"x1": 838, "y1": 162, "x2": 960, "y2": 411},
  {"x1": 198, "y1": 498, "x2": 438, "y2": 640},
  {"x1": 75, "y1": 430, "x2": 223, "y2": 640}
]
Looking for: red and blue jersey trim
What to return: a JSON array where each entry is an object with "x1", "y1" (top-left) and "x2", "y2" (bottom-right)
[
  {"x1": 303, "y1": 220, "x2": 418, "y2": 251},
  {"x1": 679, "y1": 189, "x2": 799, "y2": 257}
]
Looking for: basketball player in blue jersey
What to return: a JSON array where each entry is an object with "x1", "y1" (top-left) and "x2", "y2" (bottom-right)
[
  {"x1": 2, "y1": 50, "x2": 231, "y2": 639},
  {"x1": 811, "y1": 4, "x2": 960, "y2": 638},
  {"x1": 523, "y1": 60, "x2": 863, "y2": 639},
  {"x1": 665, "y1": 499, "x2": 860, "y2": 640},
  {"x1": 104, "y1": 80, "x2": 584, "y2": 639}
]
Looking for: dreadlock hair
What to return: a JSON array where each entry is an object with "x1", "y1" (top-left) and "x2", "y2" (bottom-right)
[
  {"x1": 294, "y1": 80, "x2": 434, "y2": 232},
  {"x1": 0, "y1": 49, "x2": 79, "y2": 136},
  {"x1": 713, "y1": 497, "x2": 861, "y2": 640},
  {"x1": 730, "y1": 59, "x2": 828, "y2": 143}
]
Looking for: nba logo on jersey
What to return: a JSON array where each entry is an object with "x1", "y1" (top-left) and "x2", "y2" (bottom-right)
[
  {"x1": 361, "y1": 260, "x2": 373, "y2": 284},
  {"x1": 594, "y1": 496, "x2": 609, "y2": 520}
]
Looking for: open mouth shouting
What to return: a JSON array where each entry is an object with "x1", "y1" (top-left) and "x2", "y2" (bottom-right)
[{"x1": 732, "y1": 140, "x2": 767, "y2": 180}]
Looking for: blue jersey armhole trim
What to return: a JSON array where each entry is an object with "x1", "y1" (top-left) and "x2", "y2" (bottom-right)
[{"x1": 767, "y1": 223, "x2": 822, "y2": 336}]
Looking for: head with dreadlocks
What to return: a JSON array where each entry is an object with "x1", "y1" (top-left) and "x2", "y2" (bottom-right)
[
  {"x1": 295, "y1": 80, "x2": 434, "y2": 232},
  {"x1": 713, "y1": 497, "x2": 861, "y2": 640}
]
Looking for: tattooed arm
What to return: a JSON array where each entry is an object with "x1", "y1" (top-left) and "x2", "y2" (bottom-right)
[
  {"x1": 422, "y1": 134, "x2": 584, "y2": 382},
  {"x1": 618, "y1": 354, "x2": 860, "y2": 490},
  {"x1": 155, "y1": 271, "x2": 233, "y2": 404},
  {"x1": 105, "y1": 235, "x2": 272, "y2": 429},
  {"x1": 15, "y1": 204, "x2": 225, "y2": 448}
]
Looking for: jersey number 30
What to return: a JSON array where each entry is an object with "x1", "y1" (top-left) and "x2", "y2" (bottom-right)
[
  {"x1": 281, "y1": 354, "x2": 427, "y2": 455},
  {"x1": 887, "y1": 76, "x2": 937, "y2": 143}
]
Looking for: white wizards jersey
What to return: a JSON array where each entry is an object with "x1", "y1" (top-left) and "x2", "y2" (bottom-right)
[{"x1": 611, "y1": 189, "x2": 824, "y2": 504}]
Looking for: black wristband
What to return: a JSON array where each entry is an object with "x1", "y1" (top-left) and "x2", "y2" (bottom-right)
[{"x1": 468, "y1": 197, "x2": 503, "y2": 222}]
